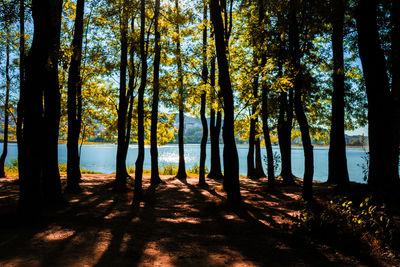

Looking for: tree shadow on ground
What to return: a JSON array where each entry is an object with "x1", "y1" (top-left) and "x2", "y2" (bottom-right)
[{"x1": 0, "y1": 174, "x2": 389, "y2": 266}]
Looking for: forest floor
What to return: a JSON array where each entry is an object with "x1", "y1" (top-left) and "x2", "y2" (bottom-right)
[{"x1": 0, "y1": 174, "x2": 399, "y2": 266}]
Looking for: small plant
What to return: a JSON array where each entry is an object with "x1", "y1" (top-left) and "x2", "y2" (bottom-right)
[
  {"x1": 161, "y1": 164, "x2": 178, "y2": 175},
  {"x1": 127, "y1": 165, "x2": 135, "y2": 174},
  {"x1": 188, "y1": 163, "x2": 209, "y2": 174},
  {"x1": 357, "y1": 151, "x2": 370, "y2": 182},
  {"x1": 5, "y1": 159, "x2": 19, "y2": 174}
]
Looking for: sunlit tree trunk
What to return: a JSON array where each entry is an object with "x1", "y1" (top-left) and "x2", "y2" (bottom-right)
[
  {"x1": 19, "y1": 0, "x2": 63, "y2": 216},
  {"x1": 328, "y1": 0, "x2": 349, "y2": 189},
  {"x1": 66, "y1": 0, "x2": 85, "y2": 192},
  {"x1": 289, "y1": 0, "x2": 313, "y2": 200},
  {"x1": 0, "y1": 26, "x2": 11, "y2": 178},
  {"x1": 151, "y1": 0, "x2": 163, "y2": 185},
  {"x1": 199, "y1": 0, "x2": 208, "y2": 186},
  {"x1": 134, "y1": 0, "x2": 147, "y2": 202},
  {"x1": 356, "y1": 0, "x2": 399, "y2": 195},
  {"x1": 115, "y1": 0, "x2": 129, "y2": 191},
  {"x1": 210, "y1": 0, "x2": 241, "y2": 205},
  {"x1": 175, "y1": 0, "x2": 187, "y2": 180}
]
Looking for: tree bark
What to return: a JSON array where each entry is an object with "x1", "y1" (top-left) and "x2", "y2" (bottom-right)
[
  {"x1": 199, "y1": 0, "x2": 208, "y2": 186},
  {"x1": 66, "y1": 0, "x2": 85, "y2": 192},
  {"x1": 0, "y1": 26, "x2": 11, "y2": 178},
  {"x1": 175, "y1": 0, "x2": 187, "y2": 180},
  {"x1": 207, "y1": 54, "x2": 223, "y2": 179},
  {"x1": 258, "y1": 0, "x2": 274, "y2": 184},
  {"x1": 356, "y1": 0, "x2": 399, "y2": 194},
  {"x1": 210, "y1": 0, "x2": 241, "y2": 205},
  {"x1": 19, "y1": 0, "x2": 63, "y2": 216},
  {"x1": 289, "y1": 0, "x2": 313, "y2": 200},
  {"x1": 115, "y1": 0, "x2": 129, "y2": 191},
  {"x1": 254, "y1": 136, "x2": 266, "y2": 178},
  {"x1": 246, "y1": 55, "x2": 257, "y2": 179},
  {"x1": 327, "y1": 0, "x2": 349, "y2": 188},
  {"x1": 151, "y1": 0, "x2": 163, "y2": 185},
  {"x1": 134, "y1": 0, "x2": 147, "y2": 202}
]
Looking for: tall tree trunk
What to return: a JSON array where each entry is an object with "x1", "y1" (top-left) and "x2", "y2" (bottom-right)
[
  {"x1": 289, "y1": 0, "x2": 313, "y2": 200},
  {"x1": 327, "y1": 0, "x2": 349, "y2": 188},
  {"x1": 151, "y1": 0, "x2": 163, "y2": 185},
  {"x1": 258, "y1": 0, "x2": 274, "y2": 184},
  {"x1": 391, "y1": 0, "x2": 400, "y2": 180},
  {"x1": 66, "y1": 0, "x2": 85, "y2": 192},
  {"x1": 207, "y1": 54, "x2": 223, "y2": 179},
  {"x1": 247, "y1": 55, "x2": 257, "y2": 179},
  {"x1": 134, "y1": 0, "x2": 147, "y2": 202},
  {"x1": 277, "y1": 73, "x2": 294, "y2": 184},
  {"x1": 19, "y1": 0, "x2": 63, "y2": 216},
  {"x1": 261, "y1": 80, "x2": 275, "y2": 185},
  {"x1": 210, "y1": 0, "x2": 241, "y2": 205},
  {"x1": 17, "y1": 0, "x2": 25, "y2": 182},
  {"x1": 356, "y1": 0, "x2": 399, "y2": 195},
  {"x1": 254, "y1": 136, "x2": 266, "y2": 178},
  {"x1": 115, "y1": 0, "x2": 129, "y2": 191},
  {"x1": 0, "y1": 26, "x2": 11, "y2": 178},
  {"x1": 199, "y1": 0, "x2": 208, "y2": 186},
  {"x1": 175, "y1": 0, "x2": 187, "y2": 179}
]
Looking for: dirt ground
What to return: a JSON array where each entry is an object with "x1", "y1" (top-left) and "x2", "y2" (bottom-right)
[{"x1": 0, "y1": 174, "x2": 396, "y2": 266}]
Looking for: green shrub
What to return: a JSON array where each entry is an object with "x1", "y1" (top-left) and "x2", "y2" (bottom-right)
[
  {"x1": 161, "y1": 164, "x2": 178, "y2": 175},
  {"x1": 188, "y1": 163, "x2": 209, "y2": 174}
]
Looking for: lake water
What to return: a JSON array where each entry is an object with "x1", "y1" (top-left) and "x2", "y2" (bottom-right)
[{"x1": 0, "y1": 142, "x2": 369, "y2": 183}]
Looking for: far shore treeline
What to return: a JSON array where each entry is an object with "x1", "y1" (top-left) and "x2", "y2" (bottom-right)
[{"x1": 0, "y1": 0, "x2": 398, "y2": 218}]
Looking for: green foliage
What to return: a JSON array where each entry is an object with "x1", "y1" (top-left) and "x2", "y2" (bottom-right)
[
  {"x1": 263, "y1": 151, "x2": 281, "y2": 176},
  {"x1": 5, "y1": 159, "x2": 18, "y2": 174},
  {"x1": 298, "y1": 196, "x2": 399, "y2": 254},
  {"x1": 161, "y1": 164, "x2": 178, "y2": 175}
]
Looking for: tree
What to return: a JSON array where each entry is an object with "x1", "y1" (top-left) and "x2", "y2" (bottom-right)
[
  {"x1": 355, "y1": 0, "x2": 399, "y2": 195},
  {"x1": 19, "y1": 0, "x2": 63, "y2": 216},
  {"x1": 66, "y1": 0, "x2": 85, "y2": 192},
  {"x1": 199, "y1": 0, "x2": 208, "y2": 186},
  {"x1": 289, "y1": 0, "x2": 313, "y2": 200},
  {"x1": 134, "y1": 0, "x2": 148, "y2": 202},
  {"x1": 0, "y1": 1, "x2": 15, "y2": 177},
  {"x1": 150, "y1": 0, "x2": 163, "y2": 185},
  {"x1": 115, "y1": 0, "x2": 130, "y2": 191},
  {"x1": 174, "y1": 0, "x2": 187, "y2": 180},
  {"x1": 327, "y1": 0, "x2": 349, "y2": 189},
  {"x1": 210, "y1": 0, "x2": 241, "y2": 205}
]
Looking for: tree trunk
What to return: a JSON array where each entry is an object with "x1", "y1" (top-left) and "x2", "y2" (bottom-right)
[
  {"x1": 175, "y1": 0, "x2": 187, "y2": 180},
  {"x1": 289, "y1": 0, "x2": 313, "y2": 200},
  {"x1": 246, "y1": 56, "x2": 257, "y2": 179},
  {"x1": 115, "y1": 0, "x2": 129, "y2": 191},
  {"x1": 207, "y1": 54, "x2": 223, "y2": 179},
  {"x1": 327, "y1": 0, "x2": 349, "y2": 189},
  {"x1": 278, "y1": 85, "x2": 294, "y2": 184},
  {"x1": 0, "y1": 26, "x2": 11, "y2": 178},
  {"x1": 66, "y1": 0, "x2": 85, "y2": 192},
  {"x1": 199, "y1": 0, "x2": 208, "y2": 186},
  {"x1": 134, "y1": 0, "x2": 147, "y2": 202},
  {"x1": 19, "y1": 0, "x2": 63, "y2": 216},
  {"x1": 391, "y1": 0, "x2": 400, "y2": 180},
  {"x1": 356, "y1": 0, "x2": 399, "y2": 194},
  {"x1": 210, "y1": 0, "x2": 241, "y2": 205},
  {"x1": 254, "y1": 136, "x2": 266, "y2": 178},
  {"x1": 151, "y1": 0, "x2": 162, "y2": 185},
  {"x1": 257, "y1": 0, "x2": 273, "y2": 183},
  {"x1": 261, "y1": 80, "x2": 275, "y2": 185}
]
